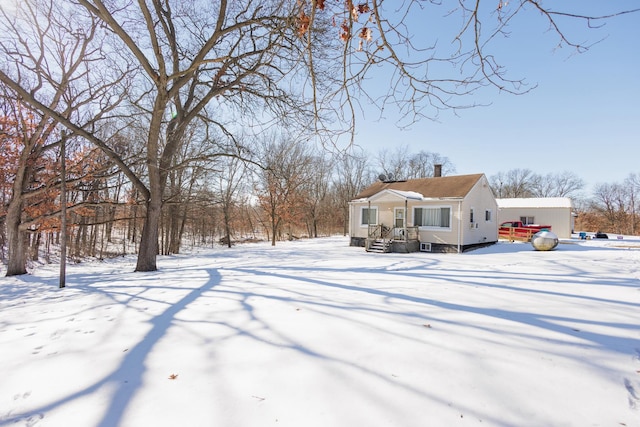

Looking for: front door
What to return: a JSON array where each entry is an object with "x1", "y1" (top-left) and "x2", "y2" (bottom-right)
[{"x1": 394, "y1": 208, "x2": 405, "y2": 239}]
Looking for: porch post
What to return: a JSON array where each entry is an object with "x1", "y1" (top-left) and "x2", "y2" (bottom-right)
[
  {"x1": 404, "y1": 199, "x2": 408, "y2": 241},
  {"x1": 367, "y1": 200, "x2": 371, "y2": 237}
]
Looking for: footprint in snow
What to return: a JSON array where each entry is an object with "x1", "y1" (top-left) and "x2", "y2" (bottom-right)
[{"x1": 625, "y1": 378, "x2": 639, "y2": 409}]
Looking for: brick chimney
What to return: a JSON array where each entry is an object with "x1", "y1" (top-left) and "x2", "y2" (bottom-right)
[{"x1": 434, "y1": 164, "x2": 442, "y2": 177}]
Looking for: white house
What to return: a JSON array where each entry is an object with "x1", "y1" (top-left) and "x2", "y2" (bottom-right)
[
  {"x1": 349, "y1": 173, "x2": 498, "y2": 253},
  {"x1": 496, "y1": 197, "x2": 574, "y2": 239}
]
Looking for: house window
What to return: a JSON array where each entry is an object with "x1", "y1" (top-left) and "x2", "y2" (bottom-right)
[
  {"x1": 470, "y1": 208, "x2": 474, "y2": 224},
  {"x1": 520, "y1": 216, "x2": 535, "y2": 225},
  {"x1": 414, "y1": 206, "x2": 451, "y2": 229},
  {"x1": 361, "y1": 207, "x2": 378, "y2": 226},
  {"x1": 485, "y1": 209, "x2": 492, "y2": 222}
]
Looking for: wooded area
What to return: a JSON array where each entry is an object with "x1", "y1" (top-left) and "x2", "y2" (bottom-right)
[
  {"x1": 2, "y1": 109, "x2": 637, "y2": 274},
  {"x1": 1, "y1": 0, "x2": 638, "y2": 275}
]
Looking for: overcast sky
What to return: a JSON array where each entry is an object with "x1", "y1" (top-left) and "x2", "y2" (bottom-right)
[{"x1": 352, "y1": 2, "x2": 640, "y2": 195}]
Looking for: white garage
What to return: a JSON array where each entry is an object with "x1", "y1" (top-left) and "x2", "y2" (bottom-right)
[{"x1": 496, "y1": 197, "x2": 574, "y2": 239}]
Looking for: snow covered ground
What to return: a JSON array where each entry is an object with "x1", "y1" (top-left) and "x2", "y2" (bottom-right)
[{"x1": 1, "y1": 236, "x2": 640, "y2": 427}]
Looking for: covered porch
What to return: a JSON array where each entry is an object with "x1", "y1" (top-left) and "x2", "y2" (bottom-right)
[{"x1": 350, "y1": 188, "x2": 423, "y2": 253}]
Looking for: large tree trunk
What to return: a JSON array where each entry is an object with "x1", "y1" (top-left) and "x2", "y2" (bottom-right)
[
  {"x1": 5, "y1": 140, "x2": 35, "y2": 276},
  {"x1": 5, "y1": 198, "x2": 27, "y2": 276},
  {"x1": 135, "y1": 198, "x2": 161, "y2": 272},
  {"x1": 133, "y1": 92, "x2": 184, "y2": 271}
]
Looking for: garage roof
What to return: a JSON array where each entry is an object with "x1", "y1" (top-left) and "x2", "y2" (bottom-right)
[{"x1": 496, "y1": 197, "x2": 573, "y2": 208}]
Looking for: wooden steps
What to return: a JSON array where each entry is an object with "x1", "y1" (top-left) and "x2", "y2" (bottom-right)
[{"x1": 367, "y1": 239, "x2": 391, "y2": 253}]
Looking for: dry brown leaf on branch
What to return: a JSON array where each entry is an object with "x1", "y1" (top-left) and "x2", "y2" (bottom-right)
[
  {"x1": 339, "y1": 21, "x2": 350, "y2": 42},
  {"x1": 359, "y1": 27, "x2": 372, "y2": 41},
  {"x1": 357, "y1": 3, "x2": 371, "y2": 14},
  {"x1": 298, "y1": 10, "x2": 311, "y2": 36}
]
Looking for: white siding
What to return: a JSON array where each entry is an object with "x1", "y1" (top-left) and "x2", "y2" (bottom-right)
[{"x1": 457, "y1": 176, "x2": 499, "y2": 246}]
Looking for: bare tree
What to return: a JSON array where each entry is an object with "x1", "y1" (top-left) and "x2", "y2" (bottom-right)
[
  {"x1": 490, "y1": 169, "x2": 536, "y2": 198},
  {"x1": 333, "y1": 150, "x2": 371, "y2": 235},
  {"x1": 530, "y1": 171, "x2": 585, "y2": 198},
  {"x1": 1, "y1": 0, "x2": 317, "y2": 271},
  {"x1": 82, "y1": 0, "x2": 319, "y2": 270},
  {"x1": 591, "y1": 182, "x2": 627, "y2": 233},
  {"x1": 624, "y1": 173, "x2": 640, "y2": 235},
  {"x1": 374, "y1": 145, "x2": 457, "y2": 180},
  {"x1": 302, "y1": 1, "x2": 640, "y2": 128},
  {"x1": 0, "y1": 0, "x2": 117, "y2": 275},
  {"x1": 573, "y1": 175, "x2": 640, "y2": 235},
  {"x1": 301, "y1": 151, "x2": 333, "y2": 238},
  {"x1": 255, "y1": 135, "x2": 314, "y2": 246},
  {"x1": 213, "y1": 152, "x2": 251, "y2": 247},
  {"x1": 375, "y1": 145, "x2": 410, "y2": 180},
  {"x1": 406, "y1": 151, "x2": 456, "y2": 179}
]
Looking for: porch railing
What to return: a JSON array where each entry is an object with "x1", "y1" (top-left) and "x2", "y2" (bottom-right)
[
  {"x1": 368, "y1": 224, "x2": 391, "y2": 240},
  {"x1": 368, "y1": 224, "x2": 418, "y2": 242},
  {"x1": 392, "y1": 226, "x2": 419, "y2": 242}
]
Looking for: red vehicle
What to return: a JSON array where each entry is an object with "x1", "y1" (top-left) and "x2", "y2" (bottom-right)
[{"x1": 499, "y1": 221, "x2": 552, "y2": 242}]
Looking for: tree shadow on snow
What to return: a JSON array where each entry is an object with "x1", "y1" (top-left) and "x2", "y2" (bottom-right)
[{"x1": 0, "y1": 265, "x2": 222, "y2": 427}]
